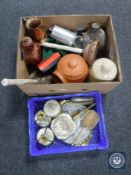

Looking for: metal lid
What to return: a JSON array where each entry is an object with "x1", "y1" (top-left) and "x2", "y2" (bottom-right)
[{"x1": 44, "y1": 100, "x2": 61, "y2": 118}]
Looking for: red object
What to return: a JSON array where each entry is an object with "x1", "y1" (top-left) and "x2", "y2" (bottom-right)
[
  {"x1": 37, "y1": 52, "x2": 60, "y2": 72},
  {"x1": 21, "y1": 37, "x2": 41, "y2": 65}
]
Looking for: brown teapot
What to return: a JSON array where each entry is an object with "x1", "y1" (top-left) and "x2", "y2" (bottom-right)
[{"x1": 53, "y1": 54, "x2": 89, "y2": 83}]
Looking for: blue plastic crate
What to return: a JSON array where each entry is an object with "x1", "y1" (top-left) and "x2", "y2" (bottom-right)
[{"x1": 28, "y1": 91, "x2": 108, "y2": 156}]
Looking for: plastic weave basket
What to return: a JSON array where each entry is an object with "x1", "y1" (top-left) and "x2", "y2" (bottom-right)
[{"x1": 28, "y1": 91, "x2": 108, "y2": 156}]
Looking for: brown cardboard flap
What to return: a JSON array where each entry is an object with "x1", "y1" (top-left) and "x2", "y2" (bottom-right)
[
  {"x1": 16, "y1": 18, "x2": 29, "y2": 79},
  {"x1": 18, "y1": 81, "x2": 121, "y2": 96}
]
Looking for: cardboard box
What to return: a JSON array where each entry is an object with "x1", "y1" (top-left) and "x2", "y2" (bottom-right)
[{"x1": 16, "y1": 15, "x2": 122, "y2": 96}]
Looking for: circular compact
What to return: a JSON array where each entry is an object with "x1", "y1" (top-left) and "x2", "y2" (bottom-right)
[
  {"x1": 34, "y1": 110, "x2": 51, "y2": 127},
  {"x1": 43, "y1": 100, "x2": 61, "y2": 118},
  {"x1": 37, "y1": 128, "x2": 54, "y2": 146},
  {"x1": 51, "y1": 113, "x2": 76, "y2": 140}
]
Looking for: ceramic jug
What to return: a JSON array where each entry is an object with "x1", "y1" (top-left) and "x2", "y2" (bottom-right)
[{"x1": 21, "y1": 37, "x2": 41, "y2": 65}]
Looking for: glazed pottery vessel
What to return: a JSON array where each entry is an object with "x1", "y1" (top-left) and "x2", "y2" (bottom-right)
[
  {"x1": 53, "y1": 54, "x2": 89, "y2": 83},
  {"x1": 25, "y1": 17, "x2": 45, "y2": 42},
  {"x1": 21, "y1": 37, "x2": 41, "y2": 65}
]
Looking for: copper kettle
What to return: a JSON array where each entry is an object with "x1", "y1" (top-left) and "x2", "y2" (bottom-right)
[{"x1": 53, "y1": 54, "x2": 89, "y2": 83}]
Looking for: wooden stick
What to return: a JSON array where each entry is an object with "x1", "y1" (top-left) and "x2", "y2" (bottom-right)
[{"x1": 41, "y1": 42, "x2": 83, "y2": 53}]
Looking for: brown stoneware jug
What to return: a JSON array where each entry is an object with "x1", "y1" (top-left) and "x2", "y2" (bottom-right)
[{"x1": 53, "y1": 54, "x2": 88, "y2": 83}]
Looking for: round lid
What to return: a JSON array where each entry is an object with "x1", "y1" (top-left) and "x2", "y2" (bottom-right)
[
  {"x1": 43, "y1": 100, "x2": 61, "y2": 118},
  {"x1": 57, "y1": 54, "x2": 88, "y2": 81},
  {"x1": 91, "y1": 58, "x2": 117, "y2": 81}
]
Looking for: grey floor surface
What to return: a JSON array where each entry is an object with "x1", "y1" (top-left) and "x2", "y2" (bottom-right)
[{"x1": 0, "y1": 0, "x2": 131, "y2": 175}]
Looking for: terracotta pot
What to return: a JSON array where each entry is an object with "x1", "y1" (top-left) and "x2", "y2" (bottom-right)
[{"x1": 53, "y1": 54, "x2": 88, "y2": 83}]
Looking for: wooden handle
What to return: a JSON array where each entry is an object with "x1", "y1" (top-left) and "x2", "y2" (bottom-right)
[{"x1": 1, "y1": 78, "x2": 38, "y2": 86}]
